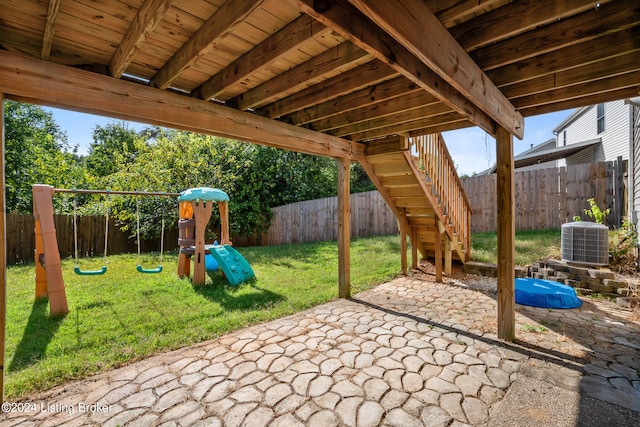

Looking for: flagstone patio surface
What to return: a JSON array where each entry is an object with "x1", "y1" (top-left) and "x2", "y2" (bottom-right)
[{"x1": 1, "y1": 267, "x2": 639, "y2": 426}]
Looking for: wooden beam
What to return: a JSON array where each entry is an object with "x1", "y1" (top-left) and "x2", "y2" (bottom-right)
[
  {"x1": 489, "y1": 27, "x2": 640, "y2": 88},
  {"x1": 407, "y1": 120, "x2": 474, "y2": 138},
  {"x1": 332, "y1": 102, "x2": 452, "y2": 137},
  {"x1": 520, "y1": 87, "x2": 640, "y2": 118},
  {"x1": 496, "y1": 126, "x2": 515, "y2": 342},
  {"x1": 32, "y1": 185, "x2": 68, "y2": 315},
  {"x1": 471, "y1": 0, "x2": 639, "y2": 71},
  {"x1": 294, "y1": 0, "x2": 499, "y2": 137},
  {"x1": 450, "y1": 0, "x2": 614, "y2": 51},
  {"x1": 427, "y1": 0, "x2": 507, "y2": 29},
  {"x1": 195, "y1": 15, "x2": 332, "y2": 101},
  {"x1": 402, "y1": 151, "x2": 466, "y2": 262},
  {"x1": 150, "y1": 0, "x2": 264, "y2": 90},
  {"x1": 109, "y1": 0, "x2": 174, "y2": 78},
  {"x1": 284, "y1": 76, "x2": 421, "y2": 126},
  {"x1": 444, "y1": 238, "x2": 452, "y2": 275},
  {"x1": 346, "y1": 0, "x2": 524, "y2": 138},
  {"x1": 349, "y1": 111, "x2": 464, "y2": 141},
  {"x1": 434, "y1": 218, "x2": 442, "y2": 282},
  {"x1": 410, "y1": 226, "x2": 418, "y2": 270},
  {"x1": 41, "y1": 0, "x2": 61, "y2": 60},
  {"x1": 338, "y1": 157, "x2": 351, "y2": 298},
  {"x1": 400, "y1": 208, "x2": 408, "y2": 275},
  {"x1": 231, "y1": 42, "x2": 370, "y2": 110},
  {"x1": 309, "y1": 91, "x2": 440, "y2": 132},
  {"x1": 357, "y1": 159, "x2": 405, "y2": 220},
  {"x1": 513, "y1": 70, "x2": 640, "y2": 111},
  {"x1": 502, "y1": 51, "x2": 640, "y2": 100},
  {"x1": 258, "y1": 60, "x2": 396, "y2": 118},
  {"x1": 0, "y1": 51, "x2": 364, "y2": 160},
  {"x1": 0, "y1": 93, "x2": 5, "y2": 404}
]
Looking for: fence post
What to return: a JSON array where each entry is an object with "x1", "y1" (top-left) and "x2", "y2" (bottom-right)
[{"x1": 615, "y1": 156, "x2": 625, "y2": 226}]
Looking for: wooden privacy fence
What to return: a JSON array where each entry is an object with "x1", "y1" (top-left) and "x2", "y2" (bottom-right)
[
  {"x1": 7, "y1": 160, "x2": 624, "y2": 262},
  {"x1": 461, "y1": 160, "x2": 626, "y2": 232},
  {"x1": 261, "y1": 161, "x2": 625, "y2": 245},
  {"x1": 7, "y1": 215, "x2": 178, "y2": 265},
  {"x1": 262, "y1": 190, "x2": 398, "y2": 246}
]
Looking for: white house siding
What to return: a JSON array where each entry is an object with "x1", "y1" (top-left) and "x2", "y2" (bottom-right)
[
  {"x1": 632, "y1": 105, "x2": 640, "y2": 221},
  {"x1": 517, "y1": 160, "x2": 557, "y2": 172},
  {"x1": 602, "y1": 100, "x2": 631, "y2": 162},
  {"x1": 515, "y1": 139, "x2": 558, "y2": 172},
  {"x1": 557, "y1": 100, "x2": 630, "y2": 167},
  {"x1": 565, "y1": 144, "x2": 597, "y2": 166}
]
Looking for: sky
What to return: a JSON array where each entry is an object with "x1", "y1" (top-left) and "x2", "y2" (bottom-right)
[{"x1": 46, "y1": 106, "x2": 574, "y2": 177}]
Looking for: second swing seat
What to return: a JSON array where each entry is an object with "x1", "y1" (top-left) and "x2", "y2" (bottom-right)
[{"x1": 136, "y1": 265, "x2": 163, "y2": 274}]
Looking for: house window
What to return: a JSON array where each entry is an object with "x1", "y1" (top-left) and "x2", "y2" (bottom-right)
[
  {"x1": 563, "y1": 130, "x2": 567, "y2": 146},
  {"x1": 597, "y1": 103, "x2": 605, "y2": 134}
]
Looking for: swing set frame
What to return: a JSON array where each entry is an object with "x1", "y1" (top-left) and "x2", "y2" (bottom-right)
[{"x1": 33, "y1": 184, "x2": 179, "y2": 315}]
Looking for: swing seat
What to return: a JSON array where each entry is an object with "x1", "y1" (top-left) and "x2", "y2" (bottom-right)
[
  {"x1": 136, "y1": 265, "x2": 163, "y2": 274},
  {"x1": 74, "y1": 266, "x2": 107, "y2": 276}
]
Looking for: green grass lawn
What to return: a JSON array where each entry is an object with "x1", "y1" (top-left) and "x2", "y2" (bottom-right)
[
  {"x1": 5, "y1": 235, "x2": 401, "y2": 398},
  {"x1": 4, "y1": 231, "x2": 561, "y2": 399},
  {"x1": 470, "y1": 229, "x2": 561, "y2": 265}
]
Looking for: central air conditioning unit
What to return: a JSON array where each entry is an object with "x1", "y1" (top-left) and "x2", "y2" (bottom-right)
[{"x1": 561, "y1": 222, "x2": 609, "y2": 266}]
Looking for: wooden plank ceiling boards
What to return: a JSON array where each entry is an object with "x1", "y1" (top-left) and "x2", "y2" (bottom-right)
[{"x1": 0, "y1": 0, "x2": 637, "y2": 149}]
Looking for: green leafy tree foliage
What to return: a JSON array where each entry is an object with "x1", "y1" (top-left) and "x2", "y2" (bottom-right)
[
  {"x1": 100, "y1": 130, "x2": 340, "y2": 237},
  {"x1": 80, "y1": 124, "x2": 377, "y2": 238},
  {"x1": 85, "y1": 122, "x2": 144, "y2": 177},
  {"x1": 350, "y1": 163, "x2": 375, "y2": 193},
  {"x1": 4, "y1": 101, "x2": 88, "y2": 213}
]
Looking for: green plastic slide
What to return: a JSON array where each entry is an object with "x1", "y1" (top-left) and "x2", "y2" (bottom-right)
[{"x1": 207, "y1": 244, "x2": 255, "y2": 286}]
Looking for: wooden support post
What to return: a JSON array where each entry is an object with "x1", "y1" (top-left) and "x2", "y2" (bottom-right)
[
  {"x1": 399, "y1": 209, "x2": 408, "y2": 275},
  {"x1": 0, "y1": 93, "x2": 5, "y2": 403},
  {"x1": 434, "y1": 219, "x2": 443, "y2": 283},
  {"x1": 32, "y1": 185, "x2": 68, "y2": 315},
  {"x1": 218, "y1": 201, "x2": 230, "y2": 245},
  {"x1": 177, "y1": 201, "x2": 193, "y2": 279},
  {"x1": 338, "y1": 157, "x2": 351, "y2": 298},
  {"x1": 496, "y1": 126, "x2": 516, "y2": 341},
  {"x1": 444, "y1": 238, "x2": 452, "y2": 276},
  {"x1": 191, "y1": 200, "x2": 213, "y2": 286},
  {"x1": 34, "y1": 218, "x2": 47, "y2": 298},
  {"x1": 410, "y1": 226, "x2": 418, "y2": 270}
]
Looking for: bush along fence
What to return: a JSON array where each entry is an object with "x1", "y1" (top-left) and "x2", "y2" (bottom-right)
[{"x1": 461, "y1": 160, "x2": 626, "y2": 232}]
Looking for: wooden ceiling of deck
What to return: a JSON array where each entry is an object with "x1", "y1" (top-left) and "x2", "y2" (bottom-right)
[{"x1": 0, "y1": 0, "x2": 638, "y2": 147}]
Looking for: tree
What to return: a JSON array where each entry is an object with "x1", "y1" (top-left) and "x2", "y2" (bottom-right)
[
  {"x1": 98, "y1": 130, "x2": 339, "y2": 237},
  {"x1": 4, "y1": 101, "x2": 86, "y2": 213},
  {"x1": 85, "y1": 122, "x2": 145, "y2": 177},
  {"x1": 350, "y1": 163, "x2": 375, "y2": 193}
]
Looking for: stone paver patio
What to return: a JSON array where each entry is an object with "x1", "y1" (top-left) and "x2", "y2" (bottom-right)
[{"x1": 1, "y1": 266, "x2": 639, "y2": 426}]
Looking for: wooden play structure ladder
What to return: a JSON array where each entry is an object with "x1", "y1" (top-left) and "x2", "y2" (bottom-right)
[{"x1": 360, "y1": 133, "x2": 472, "y2": 279}]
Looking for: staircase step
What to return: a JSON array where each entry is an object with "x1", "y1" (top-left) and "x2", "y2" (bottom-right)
[
  {"x1": 395, "y1": 197, "x2": 431, "y2": 208},
  {"x1": 363, "y1": 134, "x2": 470, "y2": 264},
  {"x1": 405, "y1": 207, "x2": 435, "y2": 217},
  {"x1": 366, "y1": 152, "x2": 405, "y2": 164},
  {"x1": 373, "y1": 162, "x2": 412, "y2": 176},
  {"x1": 407, "y1": 217, "x2": 436, "y2": 226},
  {"x1": 380, "y1": 175, "x2": 418, "y2": 187},
  {"x1": 387, "y1": 186, "x2": 423, "y2": 197}
]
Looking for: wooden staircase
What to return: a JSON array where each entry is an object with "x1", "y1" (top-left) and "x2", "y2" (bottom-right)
[{"x1": 359, "y1": 133, "x2": 472, "y2": 279}]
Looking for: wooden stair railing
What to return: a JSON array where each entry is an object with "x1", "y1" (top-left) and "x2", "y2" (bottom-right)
[
  {"x1": 359, "y1": 133, "x2": 472, "y2": 278},
  {"x1": 409, "y1": 133, "x2": 472, "y2": 262}
]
